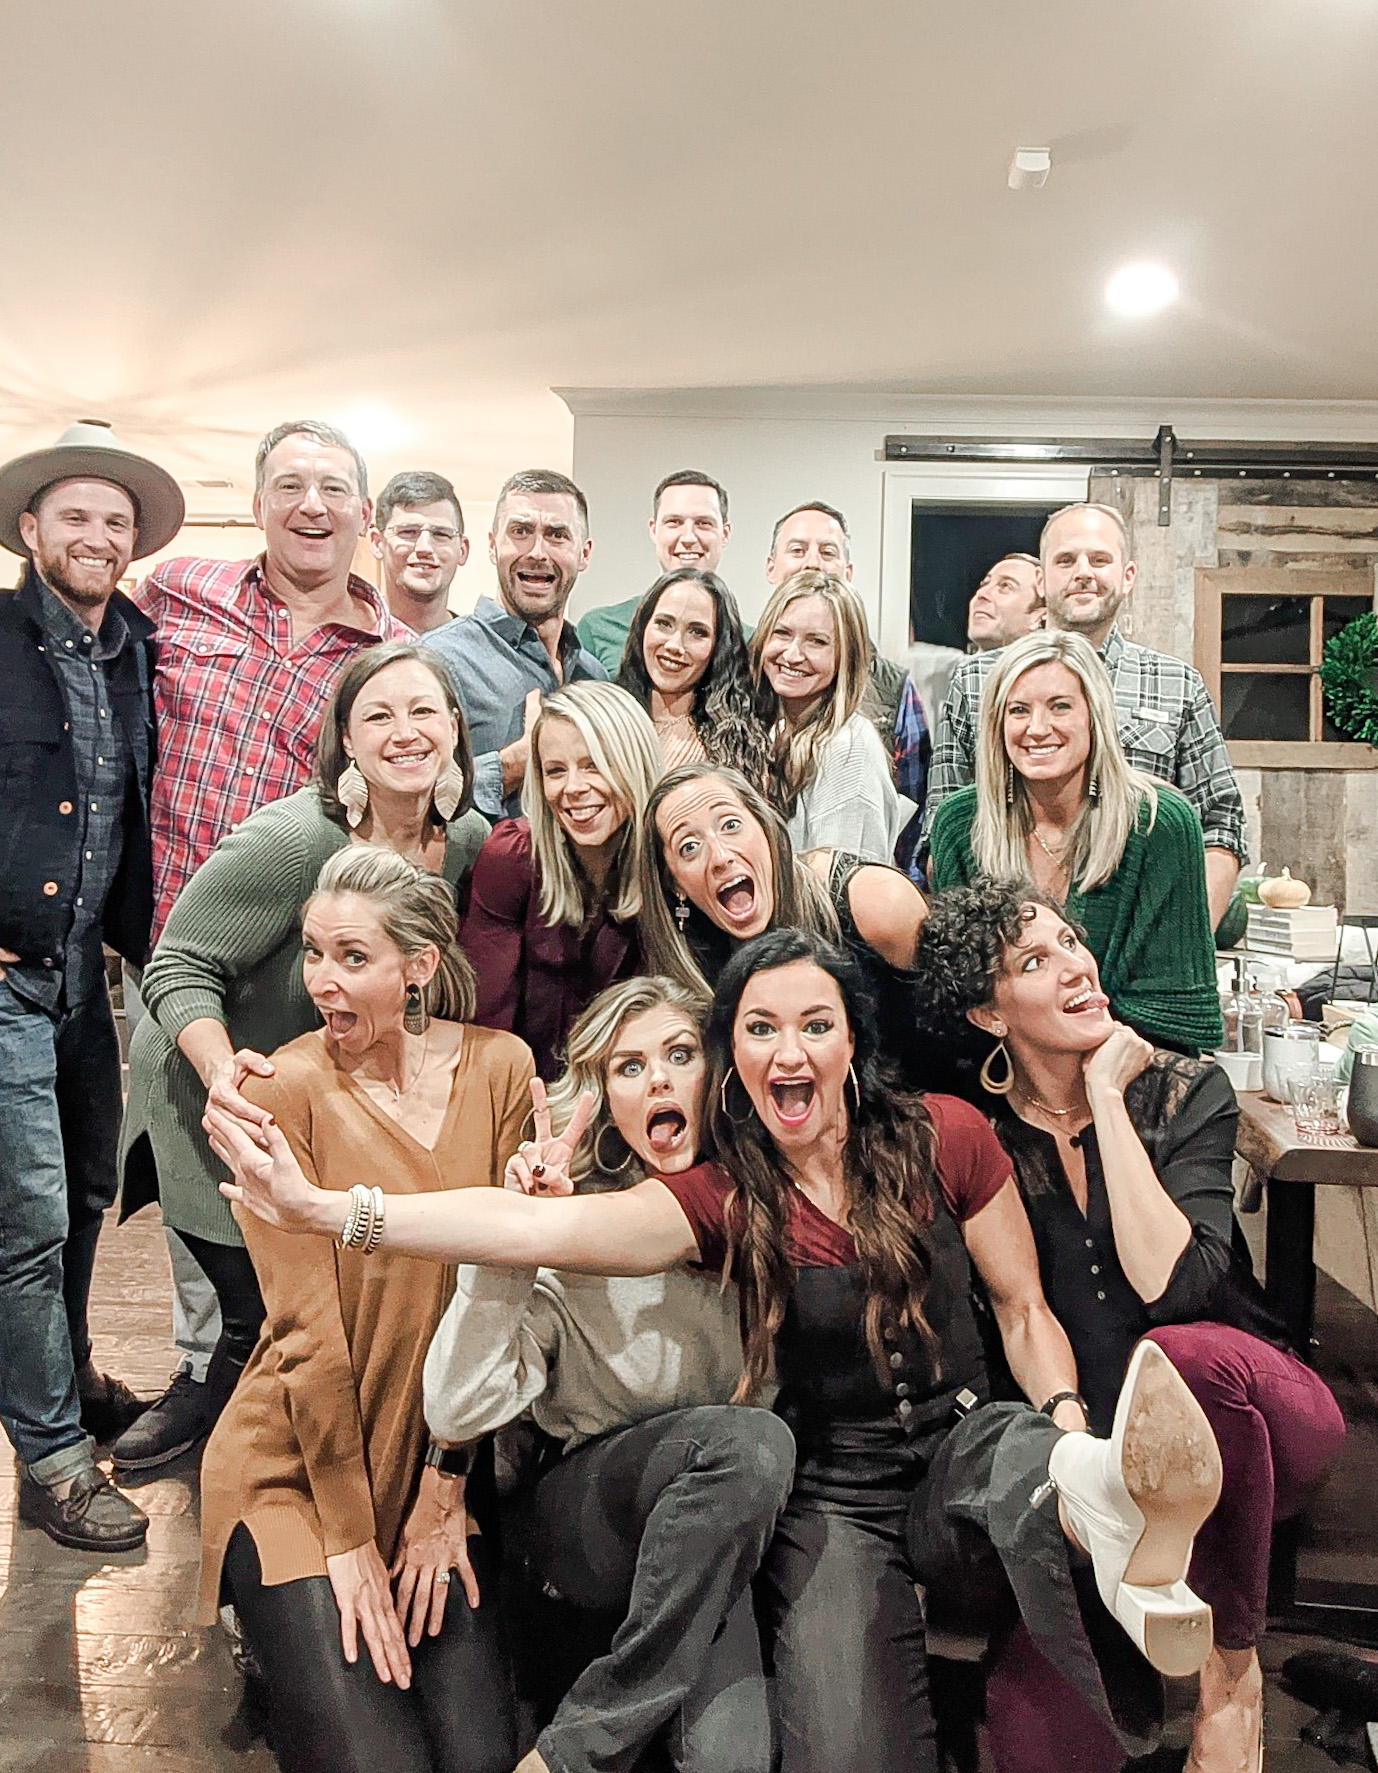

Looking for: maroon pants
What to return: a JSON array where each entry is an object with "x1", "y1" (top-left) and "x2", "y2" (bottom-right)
[{"x1": 984, "y1": 1323, "x2": 1346, "y2": 1773}]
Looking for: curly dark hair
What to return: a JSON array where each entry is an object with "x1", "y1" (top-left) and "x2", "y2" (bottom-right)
[
  {"x1": 911, "y1": 879, "x2": 1071, "y2": 1040},
  {"x1": 617, "y1": 569, "x2": 770, "y2": 788},
  {"x1": 702, "y1": 927, "x2": 939, "y2": 1399}
]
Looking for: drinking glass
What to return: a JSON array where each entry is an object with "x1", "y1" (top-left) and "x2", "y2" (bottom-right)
[{"x1": 1289, "y1": 1071, "x2": 1342, "y2": 1139}]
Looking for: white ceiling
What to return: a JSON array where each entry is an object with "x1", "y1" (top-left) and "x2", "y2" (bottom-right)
[{"x1": 3, "y1": 0, "x2": 1377, "y2": 508}]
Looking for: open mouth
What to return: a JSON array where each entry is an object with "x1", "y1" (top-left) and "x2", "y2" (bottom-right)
[
  {"x1": 385, "y1": 749, "x2": 432, "y2": 769},
  {"x1": 768, "y1": 1078, "x2": 816, "y2": 1126},
  {"x1": 716, "y1": 875, "x2": 756, "y2": 921},
  {"x1": 646, "y1": 1105, "x2": 688, "y2": 1153},
  {"x1": 1062, "y1": 989, "x2": 1109, "y2": 1015},
  {"x1": 323, "y1": 1009, "x2": 358, "y2": 1037},
  {"x1": 293, "y1": 525, "x2": 332, "y2": 539},
  {"x1": 516, "y1": 568, "x2": 556, "y2": 588},
  {"x1": 563, "y1": 802, "x2": 607, "y2": 828}
]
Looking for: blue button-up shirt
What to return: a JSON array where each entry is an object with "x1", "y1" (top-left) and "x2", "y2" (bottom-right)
[
  {"x1": 427, "y1": 596, "x2": 608, "y2": 817},
  {"x1": 9, "y1": 581, "x2": 137, "y2": 1011}
]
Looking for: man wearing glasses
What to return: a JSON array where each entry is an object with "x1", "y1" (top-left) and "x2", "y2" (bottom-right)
[{"x1": 370, "y1": 469, "x2": 469, "y2": 633}]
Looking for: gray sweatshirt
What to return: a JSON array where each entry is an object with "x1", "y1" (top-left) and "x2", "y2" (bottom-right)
[{"x1": 423, "y1": 1262, "x2": 747, "y2": 1450}]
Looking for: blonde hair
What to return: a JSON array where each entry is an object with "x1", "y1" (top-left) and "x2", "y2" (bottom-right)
[
  {"x1": 638, "y1": 762, "x2": 839, "y2": 995},
  {"x1": 749, "y1": 568, "x2": 874, "y2": 815},
  {"x1": 972, "y1": 629, "x2": 1158, "y2": 892},
  {"x1": 545, "y1": 975, "x2": 710, "y2": 1190},
  {"x1": 307, "y1": 846, "x2": 477, "y2": 1021},
  {"x1": 521, "y1": 681, "x2": 664, "y2": 928}
]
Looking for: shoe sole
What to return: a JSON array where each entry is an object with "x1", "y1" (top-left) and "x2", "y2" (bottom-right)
[
  {"x1": 1119, "y1": 1340, "x2": 1223, "y2": 1590},
  {"x1": 111, "y1": 1430, "x2": 208, "y2": 1474}
]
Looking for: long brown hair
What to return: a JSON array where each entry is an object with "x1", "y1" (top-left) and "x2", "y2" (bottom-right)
[{"x1": 703, "y1": 928, "x2": 939, "y2": 1400}]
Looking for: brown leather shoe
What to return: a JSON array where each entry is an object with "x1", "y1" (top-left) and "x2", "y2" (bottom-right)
[{"x1": 19, "y1": 1465, "x2": 149, "y2": 1552}]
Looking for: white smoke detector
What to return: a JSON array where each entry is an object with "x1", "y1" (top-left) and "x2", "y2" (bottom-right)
[{"x1": 1008, "y1": 147, "x2": 1051, "y2": 190}]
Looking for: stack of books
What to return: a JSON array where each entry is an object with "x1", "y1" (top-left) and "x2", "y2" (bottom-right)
[{"x1": 1244, "y1": 904, "x2": 1339, "y2": 962}]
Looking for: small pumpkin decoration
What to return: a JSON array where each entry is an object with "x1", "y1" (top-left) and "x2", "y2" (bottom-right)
[{"x1": 1257, "y1": 868, "x2": 1312, "y2": 910}]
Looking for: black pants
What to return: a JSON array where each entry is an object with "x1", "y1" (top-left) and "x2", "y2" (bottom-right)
[
  {"x1": 223, "y1": 1523, "x2": 516, "y2": 1773},
  {"x1": 177, "y1": 1231, "x2": 264, "y2": 1368},
  {"x1": 526, "y1": 1405, "x2": 796, "y2": 1773},
  {"x1": 758, "y1": 1405, "x2": 1165, "y2": 1773}
]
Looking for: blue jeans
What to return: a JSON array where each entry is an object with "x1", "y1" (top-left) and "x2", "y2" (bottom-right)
[{"x1": 0, "y1": 975, "x2": 122, "y2": 1470}]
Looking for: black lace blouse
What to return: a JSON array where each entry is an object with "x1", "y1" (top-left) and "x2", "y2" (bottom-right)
[{"x1": 990, "y1": 1052, "x2": 1292, "y2": 1433}]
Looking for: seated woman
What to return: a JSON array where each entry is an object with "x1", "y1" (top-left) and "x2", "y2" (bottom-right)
[
  {"x1": 639, "y1": 760, "x2": 933, "y2": 1085},
  {"x1": 462, "y1": 681, "x2": 661, "y2": 1079},
  {"x1": 198, "y1": 846, "x2": 532, "y2": 1773},
  {"x1": 616, "y1": 565, "x2": 770, "y2": 783},
  {"x1": 118, "y1": 642, "x2": 489, "y2": 1471},
  {"x1": 750, "y1": 567, "x2": 903, "y2": 861},
  {"x1": 424, "y1": 975, "x2": 792, "y2": 1773},
  {"x1": 927, "y1": 629, "x2": 1222, "y2": 1054},
  {"x1": 914, "y1": 880, "x2": 1348, "y2": 1773},
  {"x1": 210, "y1": 928, "x2": 1227, "y2": 1773}
]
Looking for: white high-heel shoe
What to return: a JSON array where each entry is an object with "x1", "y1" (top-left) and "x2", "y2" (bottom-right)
[{"x1": 1048, "y1": 1338, "x2": 1223, "y2": 1677}]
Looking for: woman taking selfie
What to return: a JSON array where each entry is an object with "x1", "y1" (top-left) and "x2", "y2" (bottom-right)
[
  {"x1": 461, "y1": 681, "x2": 661, "y2": 1077},
  {"x1": 750, "y1": 567, "x2": 903, "y2": 861},
  {"x1": 197, "y1": 847, "x2": 530, "y2": 1773},
  {"x1": 425, "y1": 974, "x2": 792, "y2": 1773},
  {"x1": 119, "y1": 642, "x2": 488, "y2": 1470},
  {"x1": 927, "y1": 629, "x2": 1222, "y2": 1054},
  {"x1": 616, "y1": 565, "x2": 769, "y2": 783},
  {"x1": 210, "y1": 929, "x2": 1224, "y2": 1773},
  {"x1": 915, "y1": 880, "x2": 1346, "y2": 1773}
]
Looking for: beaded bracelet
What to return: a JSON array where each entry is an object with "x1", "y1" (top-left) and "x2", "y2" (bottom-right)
[
  {"x1": 362, "y1": 1186, "x2": 386, "y2": 1256},
  {"x1": 338, "y1": 1183, "x2": 374, "y2": 1252}
]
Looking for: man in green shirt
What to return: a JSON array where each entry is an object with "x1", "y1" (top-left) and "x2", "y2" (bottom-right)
[{"x1": 577, "y1": 469, "x2": 731, "y2": 671}]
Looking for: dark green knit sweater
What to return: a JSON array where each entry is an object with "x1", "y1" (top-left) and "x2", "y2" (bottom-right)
[{"x1": 928, "y1": 783, "x2": 1224, "y2": 1054}]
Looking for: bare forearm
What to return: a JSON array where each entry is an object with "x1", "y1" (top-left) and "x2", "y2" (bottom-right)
[
  {"x1": 177, "y1": 1017, "x2": 235, "y2": 1089},
  {"x1": 994, "y1": 1299, "x2": 1082, "y2": 1420},
  {"x1": 1205, "y1": 847, "x2": 1240, "y2": 930},
  {"x1": 1088, "y1": 1086, "x2": 1192, "y2": 1300}
]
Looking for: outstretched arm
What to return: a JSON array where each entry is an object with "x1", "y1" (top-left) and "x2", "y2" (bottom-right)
[{"x1": 207, "y1": 1106, "x2": 697, "y2": 1276}]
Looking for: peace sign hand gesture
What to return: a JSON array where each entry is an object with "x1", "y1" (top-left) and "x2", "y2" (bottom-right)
[{"x1": 504, "y1": 1078, "x2": 598, "y2": 1196}]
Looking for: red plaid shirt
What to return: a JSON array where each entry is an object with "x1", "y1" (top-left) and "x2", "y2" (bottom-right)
[{"x1": 135, "y1": 555, "x2": 413, "y2": 940}]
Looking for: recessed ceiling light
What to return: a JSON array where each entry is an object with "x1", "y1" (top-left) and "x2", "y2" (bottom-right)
[
  {"x1": 1105, "y1": 262, "x2": 1179, "y2": 318},
  {"x1": 334, "y1": 402, "x2": 411, "y2": 452}
]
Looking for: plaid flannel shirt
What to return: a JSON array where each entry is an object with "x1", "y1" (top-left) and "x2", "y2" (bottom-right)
[
  {"x1": 922, "y1": 626, "x2": 1248, "y2": 862},
  {"x1": 135, "y1": 556, "x2": 412, "y2": 940}
]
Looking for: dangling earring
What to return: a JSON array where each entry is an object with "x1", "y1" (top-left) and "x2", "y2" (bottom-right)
[
  {"x1": 1005, "y1": 760, "x2": 1016, "y2": 807},
  {"x1": 433, "y1": 752, "x2": 466, "y2": 821},
  {"x1": 404, "y1": 983, "x2": 429, "y2": 1035},
  {"x1": 594, "y1": 1124, "x2": 635, "y2": 1175},
  {"x1": 674, "y1": 892, "x2": 690, "y2": 933},
  {"x1": 979, "y1": 1039, "x2": 1016, "y2": 1096},
  {"x1": 337, "y1": 760, "x2": 369, "y2": 829},
  {"x1": 846, "y1": 1064, "x2": 861, "y2": 1113},
  {"x1": 1087, "y1": 773, "x2": 1100, "y2": 803},
  {"x1": 718, "y1": 1066, "x2": 755, "y2": 1125}
]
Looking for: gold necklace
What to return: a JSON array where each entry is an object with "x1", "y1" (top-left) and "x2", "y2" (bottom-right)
[
  {"x1": 1031, "y1": 827, "x2": 1068, "y2": 863},
  {"x1": 1014, "y1": 1085, "x2": 1077, "y2": 1118},
  {"x1": 382, "y1": 1032, "x2": 429, "y2": 1102}
]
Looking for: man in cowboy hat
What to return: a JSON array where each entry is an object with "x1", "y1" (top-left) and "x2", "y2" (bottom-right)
[{"x1": 0, "y1": 418, "x2": 184, "y2": 1550}]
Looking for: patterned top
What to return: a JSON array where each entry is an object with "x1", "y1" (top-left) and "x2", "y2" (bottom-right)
[
  {"x1": 922, "y1": 626, "x2": 1248, "y2": 862},
  {"x1": 134, "y1": 556, "x2": 411, "y2": 940},
  {"x1": 9, "y1": 581, "x2": 140, "y2": 1011}
]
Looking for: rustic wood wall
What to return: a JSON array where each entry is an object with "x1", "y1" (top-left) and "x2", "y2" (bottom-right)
[{"x1": 1089, "y1": 473, "x2": 1378, "y2": 912}]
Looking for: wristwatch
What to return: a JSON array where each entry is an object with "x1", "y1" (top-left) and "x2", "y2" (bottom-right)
[{"x1": 424, "y1": 1439, "x2": 480, "y2": 1479}]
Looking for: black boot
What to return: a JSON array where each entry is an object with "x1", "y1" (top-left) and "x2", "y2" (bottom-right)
[
  {"x1": 78, "y1": 1368, "x2": 151, "y2": 1445},
  {"x1": 110, "y1": 1369, "x2": 214, "y2": 1472},
  {"x1": 19, "y1": 1463, "x2": 148, "y2": 1552}
]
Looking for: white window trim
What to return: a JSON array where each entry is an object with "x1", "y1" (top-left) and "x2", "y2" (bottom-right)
[{"x1": 877, "y1": 461, "x2": 1091, "y2": 659}]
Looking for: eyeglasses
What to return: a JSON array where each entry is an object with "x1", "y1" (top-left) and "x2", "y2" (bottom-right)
[{"x1": 386, "y1": 524, "x2": 461, "y2": 547}]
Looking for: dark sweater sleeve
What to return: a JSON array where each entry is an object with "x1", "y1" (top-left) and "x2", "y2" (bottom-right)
[
  {"x1": 1137, "y1": 1063, "x2": 1239, "y2": 1323},
  {"x1": 461, "y1": 819, "x2": 534, "y2": 1035},
  {"x1": 927, "y1": 787, "x2": 978, "y2": 891}
]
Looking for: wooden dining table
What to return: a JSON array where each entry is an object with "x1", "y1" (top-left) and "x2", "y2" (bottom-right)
[{"x1": 1234, "y1": 1089, "x2": 1378, "y2": 1642}]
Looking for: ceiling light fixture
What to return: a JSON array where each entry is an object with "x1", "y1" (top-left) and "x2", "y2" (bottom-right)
[
  {"x1": 1007, "y1": 147, "x2": 1051, "y2": 190},
  {"x1": 1105, "y1": 261, "x2": 1179, "y2": 318},
  {"x1": 333, "y1": 402, "x2": 411, "y2": 452}
]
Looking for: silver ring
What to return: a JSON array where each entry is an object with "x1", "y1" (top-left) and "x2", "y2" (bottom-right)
[{"x1": 434, "y1": 1570, "x2": 451, "y2": 1586}]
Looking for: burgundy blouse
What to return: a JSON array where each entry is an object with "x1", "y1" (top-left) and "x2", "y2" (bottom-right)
[
  {"x1": 662, "y1": 1094, "x2": 1011, "y2": 1273},
  {"x1": 460, "y1": 818, "x2": 641, "y2": 1079}
]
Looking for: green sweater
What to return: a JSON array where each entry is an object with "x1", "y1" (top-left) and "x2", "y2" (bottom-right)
[
  {"x1": 120, "y1": 787, "x2": 488, "y2": 1244},
  {"x1": 928, "y1": 783, "x2": 1224, "y2": 1054}
]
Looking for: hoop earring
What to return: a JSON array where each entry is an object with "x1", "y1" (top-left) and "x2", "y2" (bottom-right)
[
  {"x1": 846, "y1": 1063, "x2": 861, "y2": 1113},
  {"x1": 433, "y1": 753, "x2": 466, "y2": 821},
  {"x1": 979, "y1": 1039, "x2": 1016, "y2": 1096},
  {"x1": 337, "y1": 761, "x2": 369, "y2": 829},
  {"x1": 718, "y1": 1066, "x2": 756, "y2": 1126},
  {"x1": 1005, "y1": 760, "x2": 1015, "y2": 807},
  {"x1": 404, "y1": 983, "x2": 429, "y2": 1036},
  {"x1": 593, "y1": 1124, "x2": 634, "y2": 1175},
  {"x1": 674, "y1": 891, "x2": 690, "y2": 933}
]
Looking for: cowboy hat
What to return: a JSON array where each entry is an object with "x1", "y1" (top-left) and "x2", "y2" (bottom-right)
[{"x1": 0, "y1": 418, "x2": 185, "y2": 559}]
